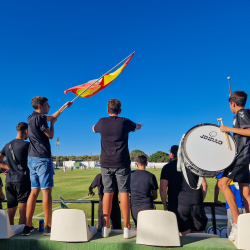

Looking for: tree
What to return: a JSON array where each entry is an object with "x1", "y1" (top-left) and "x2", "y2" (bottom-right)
[
  {"x1": 149, "y1": 151, "x2": 170, "y2": 163},
  {"x1": 130, "y1": 150, "x2": 148, "y2": 162}
]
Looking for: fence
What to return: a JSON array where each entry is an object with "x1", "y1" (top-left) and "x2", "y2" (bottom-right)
[{"x1": 1, "y1": 200, "x2": 225, "y2": 235}]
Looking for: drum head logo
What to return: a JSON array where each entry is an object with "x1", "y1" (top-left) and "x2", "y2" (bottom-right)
[{"x1": 209, "y1": 131, "x2": 217, "y2": 137}]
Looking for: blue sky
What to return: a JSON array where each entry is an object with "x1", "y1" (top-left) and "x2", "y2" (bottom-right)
[{"x1": 0, "y1": 1, "x2": 250, "y2": 156}]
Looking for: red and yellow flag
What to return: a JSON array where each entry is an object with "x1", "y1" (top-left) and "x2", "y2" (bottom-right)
[{"x1": 64, "y1": 54, "x2": 134, "y2": 98}]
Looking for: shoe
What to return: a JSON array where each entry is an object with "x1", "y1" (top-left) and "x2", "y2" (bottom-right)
[
  {"x1": 22, "y1": 226, "x2": 35, "y2": 236},
  {"x1": 102, "y1": 227, "x2": 111, "y2": 238},
  {"x1": 228, "y1": 221, "x2": 237, "y2": 241},
  {"x1": 124, "y1": 227, "x2": 137, "y2": 239},
  {"x1": 43, "y1": 225, "x2": 51, "y2": 236}
]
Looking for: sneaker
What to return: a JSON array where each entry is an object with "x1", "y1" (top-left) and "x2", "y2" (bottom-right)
[
  {"x1": 43, "y1": 225, "x2": 51, "y2": 236},
  {"x1": 228, "y1": 222, "x2": 237, "y2": 242},
  {"x1": 102, "y1": 227, "x2": 111, "y2": 238},
  {"x1": 124, "y1": 227, "x2": 137, "y2": 239},
  {"x1": 22, "y1": 226, "x2": 35, "y2": 236}
]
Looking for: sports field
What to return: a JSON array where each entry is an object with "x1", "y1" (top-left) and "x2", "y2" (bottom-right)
[{"x1": 0, "y1": 168, "x2": 226, "y2": 228}]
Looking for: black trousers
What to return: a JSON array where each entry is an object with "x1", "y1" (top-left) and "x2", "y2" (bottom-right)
[
  {"x1": 131, "y1": 203, "x2": 155, "y2": 226},
  {"x1": 98, "y1": 195, "x2": 122, "y2": 231}
]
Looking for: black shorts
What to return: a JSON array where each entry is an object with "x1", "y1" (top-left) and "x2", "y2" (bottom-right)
[
  {"x1": 169, "y1": 204, "x2": 208, "y2": 233},
  {"x1": 222, "y1": 163, "x2": 249, "y2": 183},
  {"x1": 5, "y1": 182, "x2": 31, "y2": 208}
]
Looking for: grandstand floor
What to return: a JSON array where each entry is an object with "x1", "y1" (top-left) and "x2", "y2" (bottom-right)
[{"x1": 0, "y1": 230, "x2": 237, "y2": 250}]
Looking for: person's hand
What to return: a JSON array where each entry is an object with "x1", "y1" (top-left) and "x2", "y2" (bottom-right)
[
  {"x1": 220, "y1": 126, "x2": 229, "y2": 133},
  {"x1": 163, "y1": 205, "x2": 168, "y2": 211},
  {"x1": 215, "y1": 200, "x2": 223, "y2": 206},
  {"x1": 137, "y1": 123, "x2": 143, "y2": 130},
  {"x1": 51, "y1": 117, "x2": 58, "y2": 124},
  {"x1": 64, "y1": 101, "x2": 73, "y2": 108},
  {"x1": 4, "y1": 169, "x2": 8, "y2": 175},
  {"x1": 0, "y1": 193, "x2": 5, "y2": 201},
  {"x1": 88, "y1": 191, "x2": 95, "y2": 197}
]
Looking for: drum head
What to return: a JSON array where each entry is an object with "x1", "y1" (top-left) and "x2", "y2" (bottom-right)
[{"x1": 183, "y1": 124, "x2": 236, "y2": 172}]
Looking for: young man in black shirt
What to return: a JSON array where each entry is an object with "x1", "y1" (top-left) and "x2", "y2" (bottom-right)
[
  {"x1": 88, "y1": 174, "x2": 121, "y2": 231},
  {"x1": 0, "y1": 122, "x2": 30, "y2": 225},
  {"x1": 219, "y1": 91, "x2": 250, "y2": 241},
  {"x1": 23, "y1": 96, "x2": 72, "y2": 236},
  {"x1": 93, "y1": 98, "x2": 142, "y2": 238},
  {"x1": 160, "y1": 145, "x2": 208, "y2": 236},
  {"x1": 130, "y1": 155, "x2": 158, "y2": 226}
]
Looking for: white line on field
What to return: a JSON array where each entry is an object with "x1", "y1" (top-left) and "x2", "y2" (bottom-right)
[{"x1": 33, "y1": 196, "x2": 90, "y2": 219}]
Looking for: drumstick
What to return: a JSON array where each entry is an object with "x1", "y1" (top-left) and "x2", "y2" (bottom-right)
[
  {"x1": 217, "y1": 118, "x2": 229, "y2": 148},
  {"x1": 227, "y1": 76, "x2": 232, "y2": 95}
]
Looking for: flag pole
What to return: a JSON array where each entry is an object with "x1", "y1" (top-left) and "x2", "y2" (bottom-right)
[{"x1": 56, "y1": 51, "x2": 135, "y2": 118}]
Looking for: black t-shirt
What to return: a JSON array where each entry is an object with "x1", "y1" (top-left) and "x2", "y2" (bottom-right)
[
  {"x1": 90, "y1": 174, "x2": 119, "y2": 201},
  {"x1": 160, "y1": 160, "x2": 203, "y2": 206},
  {"x1": 0, "y1": 139, "x2": 30, "y2": 183},
  {"x1": 28, "y1": 111, "x2": 51, "y2": 158},
  {"x1": 233, "y1": 109, "x2": 250, "y2": 166},
  {"x1": 130, "y1": 170, "x2": 158, "y2": 207},
  {"x1": 94, "y1": 117, "x2": 136, "y2": 168}
]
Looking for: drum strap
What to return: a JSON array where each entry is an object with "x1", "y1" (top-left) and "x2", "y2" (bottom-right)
[{"x1": 177, "y1": 134, "x2": 203, "y2": 190}]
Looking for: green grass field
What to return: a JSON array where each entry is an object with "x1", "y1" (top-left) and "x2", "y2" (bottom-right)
[{"x1": 0, "y1": 168, "x2": 226, "y2": 228}]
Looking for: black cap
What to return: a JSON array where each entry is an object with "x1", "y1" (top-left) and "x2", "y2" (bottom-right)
[{"x1": 169, "y1": 145, "x2": 179, "y2": 156}]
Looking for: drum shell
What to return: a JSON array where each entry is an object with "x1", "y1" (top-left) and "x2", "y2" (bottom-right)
[{"x1": 181, "y1": 124, "x2": 237, "y2": 177}]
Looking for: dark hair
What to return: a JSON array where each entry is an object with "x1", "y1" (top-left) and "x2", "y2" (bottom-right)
[
  {"x1": 31, "y1": 96, "x2": 48, "y2": 109},
  {"x1": 136, "y1": 155, "x2": 147, "y2": 166},
  {"x1": 170, "y1": 145, "x2": 179, "y2": 158},
  {"x1": 16, "y1": 122, "x2": 28, "y2": 132},
  {"x1": 108, "y1": 99, "x2": 121, "y2": 115},
  {"x1": 229, "y1": 91, "x2": 247, "y2": 107}
]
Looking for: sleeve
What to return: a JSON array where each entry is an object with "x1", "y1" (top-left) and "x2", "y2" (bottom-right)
[
  {"x1": 93, "y1": 119, "x2": 102, "y2": 133},
  {"x1": 160, "y1": 166, "x2": 169, "y2": 181},
  {"x1": 125, "y1": 119, "x2": 137, "y2": 133},
  {"x1": 238, "y1": 110, "x2": 250, "y2": 128},
  {"x1": 90, "y1": 175, "x2": 99, "y2": 189},
  {"x1": 151, "y1": 175, "x2": 159, "y2": 190},
  {"x1": 39, "y1": 115, "x2": 49, "y2": 132},
  {"x1": 0, "y1": 145, "x2": 6, "y2": 156}
]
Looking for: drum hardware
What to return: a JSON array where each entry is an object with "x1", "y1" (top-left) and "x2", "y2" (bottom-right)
[{"x1": 217, "y1": 118, "x2": 229, "y2": 148}]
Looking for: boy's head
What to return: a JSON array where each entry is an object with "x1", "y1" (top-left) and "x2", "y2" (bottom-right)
[
  {"x1": 136, "y1": 155, "x2": 148, "y2": 168},
  {"x1": 107, "y1": 99, "x2": 121, "y2": 115},
  {"x1": 16, "y1": 122, "x2": 28, "y2": 140},
  {"x1": 31, "y1": 96, "x2": 50, "y2": 114},
  {"x1": 229, "y1": 91, "x2": 247, "y2": 113},
  {"x1": 169, "y1": 145, "x2": 178, "y2": 160}
]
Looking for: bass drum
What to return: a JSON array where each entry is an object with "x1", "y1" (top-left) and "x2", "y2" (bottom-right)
[{"x1": 180, "y1": 124, "x2": 237, "y2": 177}]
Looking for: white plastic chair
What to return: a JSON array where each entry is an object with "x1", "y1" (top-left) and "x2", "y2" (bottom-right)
[
  {"x1": 233, "y1": 213, "x2": 250, "y2": 250},
  {"x1": 136, "y1": 210, "x2": 180, "y2": 247},
  {"x1": 0, "y1": 210, "x2": 24, "y2": 239},
  {"x1": 186, "y1": 233, "x2": 220, "y2": 238},
  {"x1": 50, "y1": 209, "x2": 97, "y2": 242}
]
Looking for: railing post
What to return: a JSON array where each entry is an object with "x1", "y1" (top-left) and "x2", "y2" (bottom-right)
[
  {"x1": 211, "y1": 205, "x2": 217, "y2": 235},
  {"x1": 91, "y1": 201, "x2": 95, "y2": 226}
]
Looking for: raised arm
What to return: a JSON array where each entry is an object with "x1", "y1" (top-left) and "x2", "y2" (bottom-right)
[
  {"x1": 47, "y1": 101, "x2": 73, "y2": 121},
  {"x1": 136, "y1": 123, "x2": 143, "y2": 130},
  {"x1": 220, "y1": 126, "x2": 250, "y2": 137},
  {"x1": 43, "y1": 117, "x2": 57, "y2": 139},
  {"x1": 160, "y1": 179, "x2": 168, "y2": 210}
]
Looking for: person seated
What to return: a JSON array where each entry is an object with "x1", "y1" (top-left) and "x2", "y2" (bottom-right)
[
  {"x1": 160, "y1": 145, "x2": 208, "y2": 236},
  {"x1": 130, "y1": 155, "x2": 158, "y2": 227},
  {"x1": 88, "y1": 174, "x2": 122, "y2": 231}
]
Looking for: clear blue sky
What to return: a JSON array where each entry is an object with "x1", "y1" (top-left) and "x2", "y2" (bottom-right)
[{"x1": 1, "y1": 1, "x2": 250, "y2": 157}]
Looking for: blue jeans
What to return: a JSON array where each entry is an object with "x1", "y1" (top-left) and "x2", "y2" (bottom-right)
[{"x1": 28, "y1": 156, "x2": 54, "y2": 189}]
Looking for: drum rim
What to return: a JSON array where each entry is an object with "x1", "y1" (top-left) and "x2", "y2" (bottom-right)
[{"x1": 182, "y1": 123, "x2": 237, "y2": 177}]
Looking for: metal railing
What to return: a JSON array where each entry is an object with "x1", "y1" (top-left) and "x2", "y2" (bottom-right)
[{"x1": 1, "y1": 200, "x2": 225, "y2": 235}]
